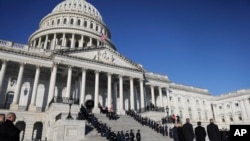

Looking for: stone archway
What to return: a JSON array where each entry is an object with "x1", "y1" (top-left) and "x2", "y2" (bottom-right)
[
  {"x1": 4, "y1": 91, "x2": 14, "y2": 109},
  {"x1": 15, "y1": 121, "x2": 26, "y2": 141},
  {"x1": 32, "y1": 122, "x2": 43, "y2": 140}
]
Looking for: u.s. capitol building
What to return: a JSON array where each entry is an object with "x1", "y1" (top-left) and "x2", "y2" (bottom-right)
[{"x1": 0, "y1": 0, "x2": 249, "y2": 140}]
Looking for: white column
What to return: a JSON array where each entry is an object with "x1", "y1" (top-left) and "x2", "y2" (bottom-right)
[
  {"x1": 93, "y1": 71, "x2": 100, "y2": 113},
  {"x1": 107, "y1": 73, "x2": 112, "y2": 108},
  {"x1": 71, "y1": 34, "x2": 75, "y2": 48},
  {"x1": 0, "y1": 60, "x2": 7, "y2": 93},
  {"x1": 62, "y1": 33, "x2": 66, "y2": 46},
  {"x1": 29, "y1": 66, "x2": 40, "y2": 111},
  {"x1": 89, "y1": 38, "x2": 92, "y2": 46},
  {"x1": 158, "y1": 87, "x2": 163, "y2": 107},
  {"x1": 43, "y1": 35, "x2": 48, "y2": 49},
  {"x1": 166, "y1": 88, "x2": 170, "y2": 108},
  {"x1": 38, "y1": 37, "x2": 41, "y2": 48},
  {"x1": 230, "y1": 102, "x2": 237, "y2": 123},
  {"x1": 243, "y1": 99, "x2": 250, "y2": 119},
  {"x1": 52, "y1": 33, "x2": 56, "y2": 50},
  {"x1": 139, "y1": 79, "x2": 145, "y2": 110},
  {"x1": 47, "y1": 64, "x2": 57, "y2": 107},
  {"x1": 80, "y1": 68, "x2": 86, "y2": 106},
  {"x1": 213, "y1": 104, "x2": 219, "y2": 121},
  {"x1": 119, "y1": 75, "x2": 125, "y2": 114},
  {"x1": 80, "y1": 35, "x2": 84, "y2": 48},
  {"x1": 240, "y1": 100, "x2": 248, "y2": 120},
  {"x1": 150, "y1": 86, "x2": 155, "y2": 105},
  {"x1": 191, "y1": 97, "x2": 197, "y2": 120},
  {"x1": 66, "y1": 66, "x2": 72, "y2": 98},
  {"x1": 10, "y1": 63, "x2": 24, "y2": 110},
  {"x1": 130, "y1": 77, "x2": 134, "y2": 110}
]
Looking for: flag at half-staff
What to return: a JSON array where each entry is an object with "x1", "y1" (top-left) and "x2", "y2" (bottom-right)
[{"x1": 100, "y1": 33, "x2": 107, "y2": 47}]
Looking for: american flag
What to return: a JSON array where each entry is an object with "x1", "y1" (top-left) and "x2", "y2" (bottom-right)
[{"x1": 101, "y1": 34, "x2": 107, "y2": 41}]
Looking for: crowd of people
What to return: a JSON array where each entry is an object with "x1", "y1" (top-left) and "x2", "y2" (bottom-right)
[
  {"x1": 79, "y1": 106, "x2": 141, "y2": 141},
  {"x1": 0, "y1": 112, "x2": 20, "y2": 141},
  {"x1": 171, "y1": 118, "x2": 229, "y2": 141},
  {"x1": 126, "y1": 109, "x2": 169, "y2": 137},
  {"x1": 98, "y1": 103, "x2": 120, "y2": 120}
]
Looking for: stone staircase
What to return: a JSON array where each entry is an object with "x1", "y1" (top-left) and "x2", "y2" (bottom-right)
[{"x1": 87, "y1": 113, "x2": 173, "y2": 141}]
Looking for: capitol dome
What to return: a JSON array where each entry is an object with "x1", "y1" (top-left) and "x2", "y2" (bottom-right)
[{"x1": 28, "y1": 0, "x2": 115, "y2": 51}]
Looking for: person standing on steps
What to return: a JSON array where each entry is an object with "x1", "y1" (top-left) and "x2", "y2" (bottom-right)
[
  {"x1": 136, "y1": 129, "x2": 141, "y2": 141},
  {"x1": 207, "y1": 119, "x2": 221, "y2": 141},
  {"x1": 195, "y1": 121, "x2": 206, "y2": 141},
  {"x1": 183, "y1": 118, "x2": 194, "y2": 141}
]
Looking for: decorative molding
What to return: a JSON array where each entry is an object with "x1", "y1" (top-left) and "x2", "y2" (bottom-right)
[{"x1": 93, "y1": 50, "x2": 115, "y2": 64}]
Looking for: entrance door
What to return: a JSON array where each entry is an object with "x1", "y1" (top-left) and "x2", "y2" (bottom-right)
[{"x1": 4, "y1": 91, "x2": 14, "y2": 109}]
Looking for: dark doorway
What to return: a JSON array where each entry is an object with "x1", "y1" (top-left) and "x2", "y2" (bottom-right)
[
  {"x1": 85, "y1": 100, "x2": 94, "y2": 112},
  {"x1": 32, "y1": 122, "x2": 43, "y2": 140},
  {"x1": 15, "y1": 121, "x2": 26, "y2": 141},
  {"x1": 4, "y1": 91, "x2": 14, "y2": 109}
]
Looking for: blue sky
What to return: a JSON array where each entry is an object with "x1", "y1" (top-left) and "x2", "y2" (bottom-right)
[{"x1": 0, "y1": 0, "x2": 249, "y2": 95}]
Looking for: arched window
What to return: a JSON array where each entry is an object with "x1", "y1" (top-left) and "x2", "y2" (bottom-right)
[
  {"x1": 32, "y1": 122, "x2": 43, "y2": 140},
  {"x1": 84, "y1": 21, "x2": 87, "y2": 27},
  {"x1": 77, "y1": 19, "x2": 81, "y2": 26},
  {"x1": 57, "y1": 19, "x2": 60, "y2": 24},
  {"x1": 90, "y1": 22, "x2": 93, "y2": 29},
  {"x1": 70, "y1": 18, "x2": 74, "y2": 25},
  {"x1": 51, "y1": 20, "x2": 54, "y2": 25},
  {"x1": 63, "y1": 18, "x2": 67, "y2": 24}
]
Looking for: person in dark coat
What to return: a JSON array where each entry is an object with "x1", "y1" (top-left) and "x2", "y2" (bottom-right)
[
  {"x1": 0, "y1": 114, "x2": 6, "y2": 139},
  {"x1": 172, "y1": 124, "x2": 179, "y2": 141},
  {"x1": 125, "y1": 131, "x2": 130, "y2": 141},
  {"x1": 183, "y1": 118, "x2": 194, "y2": 141},
  {"x1": 129, "y1": 129, "x2": 135, "y2": 141},
  {"x1": 207, "y1": 119, "x2": 221, "y2": 141},
  {"x1": 136, "y1": 130, "x2": 141, "y2": 141},
  {"x1": 177, "y1": 122, "x2": 185, "y2": 141},
  {"x1": 195, "y1": 121, "x2": 206, "y2": 141},
  {"x1": 120, "y1": 131, "x2": 125, "y2": 141},
  {"x1": 0, "y1": 112, "x2": 20, "y2": 141}
]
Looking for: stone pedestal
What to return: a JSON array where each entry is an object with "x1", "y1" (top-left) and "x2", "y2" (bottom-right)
[
  {"x1": 53, "y1": 120, "x2": 85, "y2": 141},
  {"x1": 10, "y1": 104, "x2": 19, "y2": 110},
  {"x1": 28, "y1": 105, "x2": 37, "y2": 112}
]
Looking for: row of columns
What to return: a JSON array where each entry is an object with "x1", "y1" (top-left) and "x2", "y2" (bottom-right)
[
  {"x1": 31, "y1": 33, "x2": 103, "y2": 50},
  {"x1": 1, "y1": 60, "x2": 170, "y2": 113}
]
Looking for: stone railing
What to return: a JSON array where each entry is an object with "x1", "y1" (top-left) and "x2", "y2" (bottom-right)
[{"x1": 0, "y1": 39, "x2": 28, "y2": 49}]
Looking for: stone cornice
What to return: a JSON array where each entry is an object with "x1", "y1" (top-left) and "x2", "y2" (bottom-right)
[
  {"x1": 214, "y1": 89, "x2": 250, "y2": 101},
  {"x1": 0, "y1": 45, "x2": 51, "y2": 61},
  {"x1": 144, "y1": 72, "x2": 169, "y2": 83},
  {"x1": 169, "y1": 83, "x2": 210, "y2": 95}
]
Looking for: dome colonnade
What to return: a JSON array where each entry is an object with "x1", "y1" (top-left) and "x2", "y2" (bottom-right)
[{"x1": 28, "y1": 0, "x2": 115, "y2": 51}]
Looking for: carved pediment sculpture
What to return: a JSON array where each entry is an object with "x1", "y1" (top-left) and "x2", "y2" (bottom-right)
[{"x1": 93, "y1": 50, "x2": 115, "y2": 64}]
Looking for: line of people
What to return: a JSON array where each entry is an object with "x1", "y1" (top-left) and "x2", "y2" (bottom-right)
[
  {"x1": 126, "y1": 109, "x2": 169, "y2": 137},
  {"x1": 79, "y1": 106, "x2": 141, "y2": 141},
  {"x1": 0, "y1": 112, "x2": 20, "y2": 141},
  {"x1": 172, "y1": 118, "x2": 225, "y2": 141}
]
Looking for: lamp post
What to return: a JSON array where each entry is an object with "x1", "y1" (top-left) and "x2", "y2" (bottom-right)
[
  {"x1": 66, "y1": 97, "x2": 74, "y2": 120},
  {"x1": 166, "y1": 106, "x2": 169, "y2": 123}
]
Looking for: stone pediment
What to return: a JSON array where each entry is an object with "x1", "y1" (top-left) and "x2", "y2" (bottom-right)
[{"x1": 65, "y1": 48, "x2": 143, "y2": 71}]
